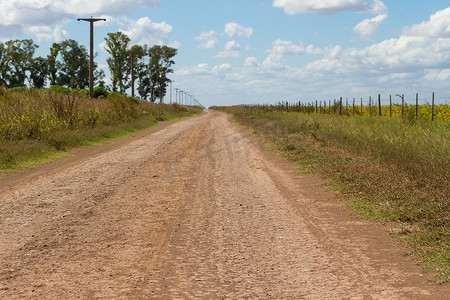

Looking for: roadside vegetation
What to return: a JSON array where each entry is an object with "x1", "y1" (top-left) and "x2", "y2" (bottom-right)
[
  {"x1": 212, "y1": 105, "x2": 450, "y2": 283},
  {"x1": 0, "y1": 87, "x2": 202, "y2": 171}
]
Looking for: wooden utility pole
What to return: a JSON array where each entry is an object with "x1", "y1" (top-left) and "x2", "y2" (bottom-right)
[
  {"x1": 131, "y1": 52, "x2": 135, "y2": 98},
  {"x1": 77, "y1": 17, "x2": 106, "y2": 98}
]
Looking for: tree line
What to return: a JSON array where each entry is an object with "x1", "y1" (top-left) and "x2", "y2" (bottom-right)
[{"x1": 0, "y1": 32, "x2": 177, "y2": 102}]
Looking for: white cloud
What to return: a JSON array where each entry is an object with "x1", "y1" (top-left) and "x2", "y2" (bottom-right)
[
  {"x1": 0, "y1": 0, "x2": 159, "y2": 41},
  {"x1": 25, "y1": 24, "x2": 70, "y2": 42},
  {"x1": 177, "y1": 63, "x2": 210, "y2": 76},
  {"x1": 52, "y1": 0, "x2": 158, "y2": 16},
  {"x1": 353, "y1": 14, "x2": 388, "y2": 39},
  {"x1": 120, "y1": 17, "x2": 173, "y2": 46},
  {"x1": 215, "y1": 40, "x2": 241, "y2": 58},
  {"x1": 212, "y1": 64, "x2": 232, "y2": 73},
  {"x1": 195, "y1": 30, "x2": 219, "y2": 49},
  {"x1": 403, "y1": 7, "x2": 450, "y2": 38},
  {"x1": 168, "y1": 41, "x2": 182, "y2": 49},
  {"x1": 273, "y1": 0, "x2": 387, "y2": 15},
  {"x1": 224, "y1": 22, "x2": 254, "y2": 38}
]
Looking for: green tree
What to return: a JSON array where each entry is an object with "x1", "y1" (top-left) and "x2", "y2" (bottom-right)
[
  {"x1": 4, "y1": 39, "x2": 38, "y2": 87},
  {"x1": 157, "y1": 46, "x2": 177, "y2": 103},
  {"x1": 47, "y1": 43, "x2": 61, "y2": 86},
  {"x1": 129, "y1": 44, "x2": 145, "y2": 98},
  {"x1": 105, "y1": 32, "x2": 131, "y2": 93},
  {"x1": 148, "y1": 45, "x2": 163, "y2": 102},
  {"x1": 29, "y1": 57, "x2": 48, "y2": 89},
  {"x1": 56, "y1": 39, "x2": 90, "y2": 89},
  {"x1": 0, "y1": 43, "x2": 9, "y2": 86},
  {"x1": 146, "y1": 45, "x2": 177, "y2": 103}
]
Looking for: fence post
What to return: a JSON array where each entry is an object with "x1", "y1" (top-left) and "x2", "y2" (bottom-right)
[
  {"x1": 353, "y1": 97, "x2": 355, "y2": 116},
  {"x1": 416, "y1": 93, "x2": 419, "y2": 120},
  {"x1": 378, "y1": 94, "x2": 382, "y2": 116},
  {"x1": 390, "y1": 95, "x2": 392, "y2": 117},
  {"x1": 361, "y1": 97, "x2": 363, "y2": 116},
  {"x1": 432, "y1": 92, "x2": 435, "y2": 121},
  {"x1": 339, "y1": 97, "x2": 342, "y2": 115},
  {"x1": 401, "y1": 94, "x2": 404, "y2": 119}
]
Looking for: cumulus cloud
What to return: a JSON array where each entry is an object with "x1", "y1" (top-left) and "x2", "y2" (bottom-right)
[
  {"x1": 273, "y1": 0, "x2": 387, "y2": 15},
  {"x1": 120, "y1": 17, "x2": 174, "y2": 46},
  {"x1": 353, "y1": 14, "x2": 388, "y2": 39},
  {"x1": 215, "y1": 40, "x2": 241, "y2": 58},
  {"x1": 195, "y1": 30, "x2": 219, "y2": 49},
  {"x1": 224, "y1": 22, "x2": 254, "y2": 38},
  {"x1": 403, "y1": 7, "x2": 450, "y2": 38},
  {"x1": 263, "y1": 39, "x2": 340, "y2": 68},
  {"x1": 0, "y1": 0, "x2": 159, "y2": 41},
  {"x1": 25, "y1": 24, "x2": 70, "y2": 42},
  {"x1": 51, "y1": 0, "x2": 158, "y2": 16}
]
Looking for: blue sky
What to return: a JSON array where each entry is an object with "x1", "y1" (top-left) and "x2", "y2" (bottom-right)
[{"x1": 2, "y1": 0, "x2": 450, "y2": 107}]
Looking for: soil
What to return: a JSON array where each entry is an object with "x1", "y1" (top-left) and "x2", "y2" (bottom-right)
[{"x1": 0, "y1": 111, "x2": 448, "y2": 299}]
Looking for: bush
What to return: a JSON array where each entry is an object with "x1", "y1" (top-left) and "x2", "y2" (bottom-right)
[
  {"x1": 93, "y1": 86, "x2": 108, "y2": 98},
  {"x1": 71, "y1": 88, "x2": 89, "y2": 97},
  {"x1": 9, "y1": 87, "x2": 28, "y2": 93},
  {"x1": 48, "y1": 85, "x2": 72, "y2": 95}
]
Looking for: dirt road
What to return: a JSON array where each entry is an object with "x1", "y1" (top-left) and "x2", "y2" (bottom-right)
[{"x1": 0, "y1": 111, "x2": 447, "y2": 299}]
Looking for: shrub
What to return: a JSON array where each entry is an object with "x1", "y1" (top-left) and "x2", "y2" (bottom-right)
[{"x1": 93, "y1": 86, "x2": 108, "y2": 98}]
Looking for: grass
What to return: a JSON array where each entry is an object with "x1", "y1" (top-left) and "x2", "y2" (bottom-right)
[
  {"x1": 0, "y1": 87, "x2": 203, "y2": 171},
  {"x1": 212, "y1": 105, "x2": 450, "y2": 284}
]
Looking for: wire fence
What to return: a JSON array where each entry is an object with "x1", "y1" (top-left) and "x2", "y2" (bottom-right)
[{"x1": 246, "y1": 93, "x2": 450, "y2": 122}]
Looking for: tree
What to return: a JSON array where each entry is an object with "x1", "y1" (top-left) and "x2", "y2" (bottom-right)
[
  {"x1": 57, "y1": 39, "x2": 90, "y2": 89},
  {"x1": 47, "y1": 43, "x2": 61, "y2": 86},
  {"x1": 157, "y1": 46, "x2": 177, "y2": 102},
  {"x1": 146, "y1": 45, "x2": 177, "y2": 103},
  {"x1": 105, "y1": 32, "x2": 131, "y2": 93},
  {"x1": 29, "y1": 57, "x2": 48, "y2": 89},
  {"x1": 0, "y1": 43, "x2": 9, "y2": 86},
  {"x1": 129, "y1": 44, "x2": 145, "y2": 98},
  {"x1": 148, "y1": 45, "x2": 162, "y2": 102},
  {"x1": 4, "y1": 39, "x2": 38, "y2": 87}
]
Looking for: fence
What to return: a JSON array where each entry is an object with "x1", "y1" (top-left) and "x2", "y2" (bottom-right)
[{"x1": 247, "y1": 93, "x2": 450, "y2": 122}]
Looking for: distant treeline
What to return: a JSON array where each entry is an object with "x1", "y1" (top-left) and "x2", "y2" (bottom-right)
[{"x1": 0, "y1": 32, "x2": 176, "y2": 102}]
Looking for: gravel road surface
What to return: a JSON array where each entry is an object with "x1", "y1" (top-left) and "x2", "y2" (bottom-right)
[{"x1": 0, "y1": 111, "x2": 448, "y2": 299}]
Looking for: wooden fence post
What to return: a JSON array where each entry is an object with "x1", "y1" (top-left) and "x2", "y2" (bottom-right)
[
  {"x1": 401, "y1": 94, "x2": 404, "y2": 119},
  {"x1": 378, "y1": 94, "x2": 382, "y2": 116},
  {"x1": 353, "y1": 97, "x2": 355, "y2": 116},
  {"x1": 416, "y1": 93, "x2": 419, "y2": 120},
  {"x1": 432, "y1": 92, "x2": 435, "y2": 121},
  {"x1": 345, "y1": 98, "x2": 348, "y2": 115},
  {"x1": 339, "y1": 97, "x2": 343, "y2": 115},
  {"x1": 389, "y1": 95, "x2": 392, "y2": 117}
]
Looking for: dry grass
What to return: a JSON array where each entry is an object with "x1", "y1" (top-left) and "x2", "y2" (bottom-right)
[{"x1": 0, "y1": 88, "x2": 202, "y2": 170}]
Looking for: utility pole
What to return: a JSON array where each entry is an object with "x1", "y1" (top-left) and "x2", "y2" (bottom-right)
[
  {"x1": 77, "y1": 17, "x2": 106, "y2": 98},
  {"x1": 175, "y1": 88, "x2": 179, "y2": 104},
  {"x1": 169, "y1": 81, "x2": 174, "y2": 104}
]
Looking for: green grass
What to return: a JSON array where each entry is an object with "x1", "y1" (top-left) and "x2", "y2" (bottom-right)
[
  {"x1": 0, "y1": 88, "x2": 203, "y2": 171},
  {"x1": 213, "y1": 105, "x2": 450, "y2": 283}
]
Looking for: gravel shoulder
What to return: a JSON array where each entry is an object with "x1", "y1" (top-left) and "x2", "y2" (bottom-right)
[{"x1": 0, "y1": 111, "x2": 448, "y2": 299}]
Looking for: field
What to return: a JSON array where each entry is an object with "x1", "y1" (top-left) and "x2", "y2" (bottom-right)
[
  {"x1": 212, "y1": 105, "x2": 450, "y2": 283},
  {"x1": 0, "y1": 87, "x2": 202, "y2": 171},
  {"x1": 257, "y1": 101, "x2": 450, "y2": 122}
]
